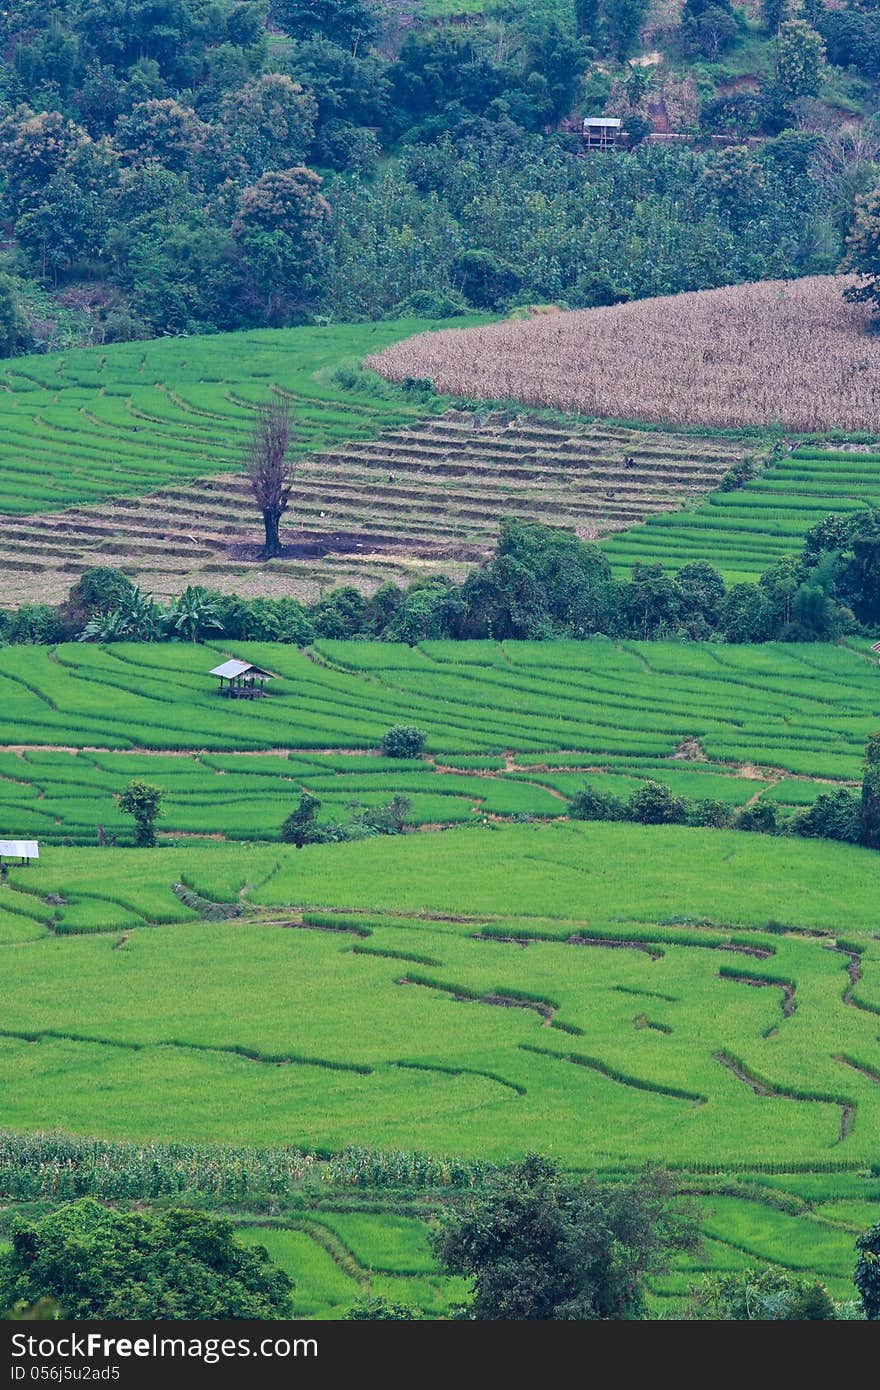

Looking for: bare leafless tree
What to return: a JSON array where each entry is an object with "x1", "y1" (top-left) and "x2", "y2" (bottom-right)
[{"x1": 245, "y1": 397, "x2": 294, "y2": 558}]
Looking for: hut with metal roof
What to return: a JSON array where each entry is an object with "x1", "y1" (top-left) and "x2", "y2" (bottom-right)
[
  {"x1": 582, "y1": 116, "x2": 622, "y2": 150},
  {"x1": 209, "y1": 658, "x2": 277, "y2": 699},
  {"x1": 0, "y1": 839, "x2": 39, "y2": 866}
]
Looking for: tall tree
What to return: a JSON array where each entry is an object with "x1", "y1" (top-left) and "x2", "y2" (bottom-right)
[
  {"x1": 271, "y1": 0, "x2": 380, "y2": 53},
  {"x1": 246, "y1": 397, "x2": 295, "y2": 557},
  {"x1": 432, "y1": 1155, "x2": 698, "y2": 1320},
  {"x1": 774, "y1": 19, "x2": 826, "y2": 104}
]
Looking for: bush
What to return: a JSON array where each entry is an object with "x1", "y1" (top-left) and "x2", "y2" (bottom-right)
[
  {"x1": 796, "y1": 788, "x2": 860, "y2": 844},
  {"x1": 719, "y1": 457, "x2": 757, "y2": 492},
  {"x1": 281, "y1": 792, "x2": 347, "y2": 847},
  {"x1": 690, "y1": 1266, "x2": 837, "y2": 1320},
  {"x1": 381, "y1": 726, "x2": 427, "y2": 758},
  {"x1": 6, "y1": 605, "x2": 63, "y2": 644},
  {"x1": 736, "y1": 801, "x2": 778, "y2": 834},
  {"x1": 626, "y1": 781, "x2": 689, "y2": 825},
  {"x1": 855, "y1": 1223, "x2": 880, "y2": 1318},
  {"x1": 690, "y1": 799, "x2": 734, "y2": 828},
  {"x1": 569, "y1": 786, "x2": 627, "y2": 821},
  {"x1": 356, "y1": 795, "x2": 412, "y2": 836}
]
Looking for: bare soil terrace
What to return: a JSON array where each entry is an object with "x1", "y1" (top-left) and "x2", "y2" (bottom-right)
[{"x1": 0, "y1": 411, "x2": 748, "y2": 604}]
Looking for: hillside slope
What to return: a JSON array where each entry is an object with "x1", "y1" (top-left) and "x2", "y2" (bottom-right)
[{"x1": 371, "y1": 277, "x2": 880, "y2": 433}]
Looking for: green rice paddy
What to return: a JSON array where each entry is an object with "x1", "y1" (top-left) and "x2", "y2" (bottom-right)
[
  {"x1": 2, "y1": 821, "x2": 879, "y2": 1309},
  {"x1": 601, "y1": 446, "x2": 880, "y2": 583},
  {"x1": 0, "y1": 638, "x2": 874, "y2": 783},
  {"x1": 0, "y1": 319, "x2": 473, "y2": 514}
]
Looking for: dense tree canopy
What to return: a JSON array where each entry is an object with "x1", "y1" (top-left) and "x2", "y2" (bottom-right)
[
  {"x1": 0, "y1": 1, "x2": 872, "y2": 345},
  {"x1": 432, "y1": 1155, "x2": 697, "y2": 1319},
  {"x1": 0, "y1": 1200, "x2": 293, "y2": 1320}
]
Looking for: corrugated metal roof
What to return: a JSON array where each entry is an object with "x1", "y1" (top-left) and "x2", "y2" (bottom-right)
[
  {"x1": 209, "y1": 660, "x2": 274, "y2": 679},
  {"x1": 583, "y1": 117, "x2": 622, "y2": 128},
  {"x1": 0, "y1": 840, "x2": 39, "y2": 858}
]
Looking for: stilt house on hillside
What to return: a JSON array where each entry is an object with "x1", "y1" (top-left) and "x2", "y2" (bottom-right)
[{"x1": 582, "y1": 117, "x2": 622, "y2": 150}]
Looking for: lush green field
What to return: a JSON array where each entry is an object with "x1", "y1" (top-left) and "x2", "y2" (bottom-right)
[
  {"x1": 602, "y1": 446, "x2": 880, "y2": 583},
  {"x1": 2, "y1": 825, "x2": 879, "y2": 1167},
  {"x1": 2, "y1": 633, "x2": 879, "y2": 1308},
  {"x1": 0, "y1": 640, "x2": 874, "y2": 785},
  {"x1": 232, "y1": 1183, "x2": 880, "y2": 1313},
  {"x1": 0, "y1": 320, "x2": 475, "y2": 514}
]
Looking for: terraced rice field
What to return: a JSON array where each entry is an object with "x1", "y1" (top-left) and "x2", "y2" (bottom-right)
[
  {"x1": 0, "y1": 406, "x2": 749, "y2": 605},
  {"x1": 0, "y1": 638, "x2": 872, "y2": 782},
  {"x1": 235, "y1": 1181, "x2": 880, "y2": 1314},
  {"x1": 0, "y1": 743, "x2": 779, "y2": 846},
  {"x1": 0, "y1": 323, "x2": 453, "y2": 514},
  {"x1": 2, "y1": 634, "x2": 879, "y2": 1303},
  {"x1": 2, "y1": 825, "x2": 880, "y2": 1172},
  {"x1": 602, "y1": 445, "x2": 880, "y2": 583}
]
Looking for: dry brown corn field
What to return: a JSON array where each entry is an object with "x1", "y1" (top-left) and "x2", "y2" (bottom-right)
[{"x1": 369, "y1": 276, "x2": 880, "y2": 432}]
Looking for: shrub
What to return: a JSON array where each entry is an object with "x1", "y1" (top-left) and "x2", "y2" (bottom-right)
[
  {"x1": 797, "y1": 788, "x2": 860, "y2": 844},
  {"x1": 855, "y1": 1223, "x2": 880, "y2": 1318},
  {"x1": 719, "y1": 457, "x2": 757, "y2": 492},
  {"x1": 690, "y1": 1266, "x2": 837, "y2": 1320},
  {"x1": 690, "y1": 799, "x2": 733, "y2": 828},
  {"x1": 380, "y1": 726, "x2": 427, "y2": 758},
  {"x1": 356, "y1": 795, "x2": 412, "y2": 836},
  {"x1": 0, "y1": 1200, "x2": 292, "y2": 1320},
  {"x1": 861, "y1": 731, "x2": 880, "y2": 850},
  {"x1": 569, "y1": 786, "x2": 627, "y2": 821},
  {"x1": 116, "y1": 780, "x2": 164, "y2": 848},
  {"x1": 736, "y1": 801, "x2": 778, "y2": 834},
  {"x1": 281, "y1": 792, "x2": 347, "y2": 847},
  {"x1": 626, "y1": 781, "x2": 689, "y2": 825}
]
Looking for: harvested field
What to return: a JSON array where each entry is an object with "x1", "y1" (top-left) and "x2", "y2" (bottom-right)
[
  {"x1": 0, "y1": 413, "x2": 749, "y2": 605},
  {"x1": 369, "y1": 276, "x2": 880, "y2": 432}
]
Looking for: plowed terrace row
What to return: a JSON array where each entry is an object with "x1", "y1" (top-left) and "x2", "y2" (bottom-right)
[{"x1": 0, "y1": 413, "x2": 747, "y2": 604}]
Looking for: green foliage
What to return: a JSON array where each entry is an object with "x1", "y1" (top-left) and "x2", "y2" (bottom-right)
[
  {"x1": 345, "y1": 1295, "x2": 420, "y2": 1319},
  {"x1": 736, "y1": 800, "x2": 778, "y2": 834},
  {"x1": 0, "y1": 1200, "x2": 292, "y2": 1320},
  {"x1": 854, "y1": 1223, "x2": 880, "y2": 1318},
  {"x1": 797, "y1": 788, "x2": 861, "y2": 845},
  {"x1": 0, "y1": 276, "x2": 33, "y2": 357},
  {"x1": 432, "y1": 1155, "x2": 697, "y2": 1319},
  {"x1": 845, "y1": 187, "x2": 880, "y2": 316},
  {"x1": 626, "y1": 780, "x2": 690, "y2": 825},
  {"x1": 381, "y1": 727, "x2": 427, "y2": 759},
  {"x1": 860, "y1": 732, "x2": 880, "y2": 850},
  {"x1": 569, "y1": 785, "x2": 627, "y2": 821},
  {"x1": 281, "y1": 791, "x2": 331, "y2": 847},
  {"x1": 116, "y1": 779, "x2": 164, "y2": 847},
  {"x1": 774, "y1": 19, "x2": 826, "y2": 104},
  {"x1": 690, "y1": 1265, "x2": 837, "y2": 1318}
]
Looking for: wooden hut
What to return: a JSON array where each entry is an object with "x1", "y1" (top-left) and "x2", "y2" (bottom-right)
[
  {"x1": 582, "y1": 117, "x2": 622, "y2": 151},
  {"x1": 209, "y1": 658, "x2": 277, "y2": 699}
]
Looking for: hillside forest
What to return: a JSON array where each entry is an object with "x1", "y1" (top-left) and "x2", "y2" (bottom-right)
[{"x1": 0, "y1": 0, "x2": 879, "y2": 350}]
